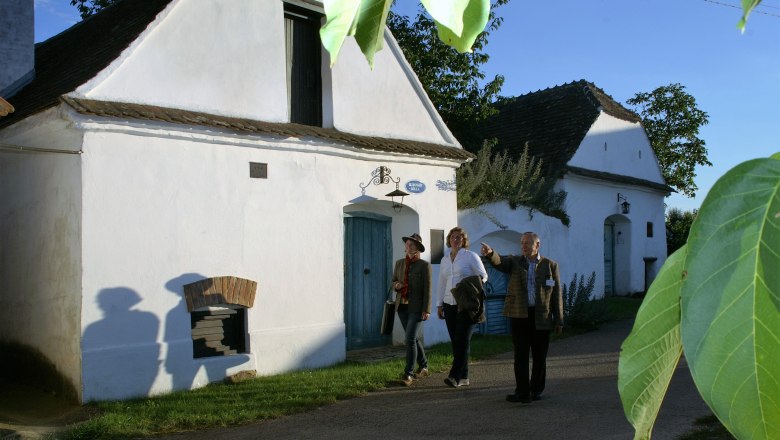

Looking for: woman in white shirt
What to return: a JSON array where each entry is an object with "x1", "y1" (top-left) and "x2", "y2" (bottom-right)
[{"x1": 436, "y1": 227, "x2": 487, "y2": 387}]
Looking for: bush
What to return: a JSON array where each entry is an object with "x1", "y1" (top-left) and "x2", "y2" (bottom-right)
[{"x1": 562, "y1": 272, "x2": 609, "y2": 330}]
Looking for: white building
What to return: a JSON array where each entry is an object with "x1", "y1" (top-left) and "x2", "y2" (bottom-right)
[
  {"x1": 461, "y1": 81, "x2": 672, "y2": 333},
  {"x1": 0, "y1": 0, "x2": 471, "y2": 402}
]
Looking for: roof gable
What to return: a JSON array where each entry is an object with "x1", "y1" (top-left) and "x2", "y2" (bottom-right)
[
  {"x1": 477, "y1": 80, "x2": 641, "y2": 177},
  {"x1": 0, "y1": 0, "x2": 173, "y2": 129}
]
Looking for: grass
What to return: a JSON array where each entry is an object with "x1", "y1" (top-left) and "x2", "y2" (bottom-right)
[
  {"x1": 57, "y1": 297, "x2": 637, "y2": 439},
  {"x1": 58, "y1": 336, "x2": 512, "y2": 439}
]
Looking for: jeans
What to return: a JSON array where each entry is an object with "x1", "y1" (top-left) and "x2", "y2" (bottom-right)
[
  {"x1": 510, "y1": 307, "x2": 551, "y2": 397},
  {"x1": 443, "y1": 303, "x2": 476, "y2": 381},
  {"x1": 397, "y1": 305, "x2": 427, "y2": 376}
]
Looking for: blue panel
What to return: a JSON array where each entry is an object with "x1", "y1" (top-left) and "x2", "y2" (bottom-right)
[{"x1": 477, "y1": 260, "x2": 510, "y2": 335}]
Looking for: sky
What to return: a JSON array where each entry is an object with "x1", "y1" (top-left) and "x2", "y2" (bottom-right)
[{"x1": 32, "y1": 0, "x2": 780, "y2": 212}]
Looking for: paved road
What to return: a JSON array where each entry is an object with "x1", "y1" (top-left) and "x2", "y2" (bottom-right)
[{"x1": 159, "y1": 319, "x2": 711, "y2": 440}]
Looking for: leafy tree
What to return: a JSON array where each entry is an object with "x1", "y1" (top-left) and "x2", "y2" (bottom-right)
[
  {"x1": 70, "y1": 0, "x2": 115, "y2": 19},
  {"x1": 627, "y1": 84, "x2": 711, "y2": 198},
  {"x1": 387, "y1": 2, "x2": 507, "y2": 148},
  {"x1": 665, "y1": 207, "x2": 697, "y2": 255},
  {"x1": 618, "y1": 152, "x2": 780, "y2": 440}
]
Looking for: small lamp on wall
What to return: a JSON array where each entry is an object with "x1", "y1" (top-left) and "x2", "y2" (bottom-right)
[
  {"x1": 617, "y1": 193, "x2": 631, "y2": 214},
  {"x1": 359, "y1": 166, "x2": 410, "y2": 212}
]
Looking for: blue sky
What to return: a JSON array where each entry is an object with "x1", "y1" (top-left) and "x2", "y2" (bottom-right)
[{"x1": 33, "y1": 0, "x2": 780, "y2": 212}]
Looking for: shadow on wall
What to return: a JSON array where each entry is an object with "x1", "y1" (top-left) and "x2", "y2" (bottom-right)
[
  {"x1": 81, "y1": 287, "x2": 160, "y2": 399},
  {"x1": 164, "y1": 274, "x2": 249, "y2": 391}
]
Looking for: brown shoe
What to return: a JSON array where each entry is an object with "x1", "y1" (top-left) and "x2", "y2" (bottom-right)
[
  {"x1": 401, "y1": 374, "x2": 414, "y2": 386},
  {"x1": 414, "y1": 368, "x2": 430, "y2": 379}
]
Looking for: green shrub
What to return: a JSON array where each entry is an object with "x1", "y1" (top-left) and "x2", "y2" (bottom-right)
[{"x1": 562, "y1": 272, "x2": 609, "y2": 330}]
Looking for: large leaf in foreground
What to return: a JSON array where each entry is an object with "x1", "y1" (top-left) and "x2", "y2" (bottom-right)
[
  {"x1": 425, "y1": 0, "x2": 490, "y2": 53},
  {"x1": 320, "y1": 0, "x2": 392, "y2": 68},
  {"x1": 619, "y1": 247, "x2": 686, "y2": 440},
  {"x1": 681, "y1": 156, "x2": 780, "y2": 439}
]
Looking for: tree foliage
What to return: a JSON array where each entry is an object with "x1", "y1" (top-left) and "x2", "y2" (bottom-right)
[
  {"x1": 387, "y1": 2, "x2": 507, "y2": 148},
  {"x1": 70, "y1": 0, "x2": 116, "y2": 19},
  {"x1": 665, "y1": 207, "x2": 697, "y2": 255},
  {"x1": 627, "y1": 83, "x2": 711, "y2": 198},
  {"x1": 618, "y1": 152, "x2": 780, "y2": 440},
  {"x1": 455, "y1": 142, "x2": 568, "y2": 223}
]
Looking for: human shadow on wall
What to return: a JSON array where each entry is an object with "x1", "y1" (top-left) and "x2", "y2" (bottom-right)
[
  {"x1": 164, "y1": 273, "x2": 249, "y2": 391},
  {"x1": 81, "y1": 288, "x2": 160, "y2": 399}
]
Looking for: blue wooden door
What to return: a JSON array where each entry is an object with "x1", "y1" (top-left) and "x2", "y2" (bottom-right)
[{"x1": 344, "y1": 214, "x2": 392, "y2": 350}]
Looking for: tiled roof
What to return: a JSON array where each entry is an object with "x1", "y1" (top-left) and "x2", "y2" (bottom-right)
[
  {"x1": 0, "y1": 0, "x2": 173, "y2": 129},
  {"x1": 477, "y1": 80, "x2": 641, "y2": 178},
  {"x1": 62, "y1": 97, "x2": 475, "y2": 161},
  {"x1": 567, "y1": 166, "x2": 674, "y2": 194}
]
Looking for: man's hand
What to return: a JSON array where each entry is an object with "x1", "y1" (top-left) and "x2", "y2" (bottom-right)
[{"x1": 480, "y1": 242, "x2": 492, "y2": 256}]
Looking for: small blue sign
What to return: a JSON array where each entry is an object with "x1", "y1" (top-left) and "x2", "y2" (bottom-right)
[{"x1": 405, "y1": 180, "x2": 426, "y2": 194}]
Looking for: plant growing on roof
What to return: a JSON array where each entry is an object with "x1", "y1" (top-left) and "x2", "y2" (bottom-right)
[{"x1": 455, "y1": 142, "x2": 568, "y2": 224}]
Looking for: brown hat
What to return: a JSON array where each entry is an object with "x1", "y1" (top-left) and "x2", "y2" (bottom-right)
[{"x1": 402, "y1": 233, "x2": 425, "y2": 252}]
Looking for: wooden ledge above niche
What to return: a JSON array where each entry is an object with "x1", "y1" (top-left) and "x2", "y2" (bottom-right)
[{"x1": 183, "y1": 276, "x2": 257, "y2": 312}]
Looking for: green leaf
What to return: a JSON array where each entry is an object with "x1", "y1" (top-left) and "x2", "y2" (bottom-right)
[
  {"x1": 430, "y1": 0, "x2": 490, "y2": 53},
  {"x1": 420, "y1": 0, "x2": 469, "y2": 37},
  {"x1": 681, "y1": 157, "x2": 780, "y2": 439},
  {"x1": 738, "y1": 0, "x2": 762, "y2": 31},
  {"x1": 321, "y1": 0, "x2": 491, "y2": 66},
  {"x1": 618, "y1": 247, "x2": 686, "y2": 440},
  {"x1": 320, "y1": 0, "x2": 393, "y2": 68}
]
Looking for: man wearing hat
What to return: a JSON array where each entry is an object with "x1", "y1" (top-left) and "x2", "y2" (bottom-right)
[{"x1": 392, "y1": 233, "x2": 432, "y2": 386}]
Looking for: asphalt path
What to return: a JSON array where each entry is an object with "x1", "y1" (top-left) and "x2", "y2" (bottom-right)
[{"x1": 159, "y1": 319, "x2": 712, "y2": 440}]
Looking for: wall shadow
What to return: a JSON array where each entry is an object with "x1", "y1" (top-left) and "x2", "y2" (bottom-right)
[{"x1": 82, "y1": 287, "x2": 160, "y2": 399}]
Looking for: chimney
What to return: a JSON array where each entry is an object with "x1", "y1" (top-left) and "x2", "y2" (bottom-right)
[{"x1": 0, "y1": 0, "x2": 35, "y2": 97}]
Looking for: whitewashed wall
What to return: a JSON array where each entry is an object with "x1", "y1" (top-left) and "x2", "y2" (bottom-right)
[
  {"x1": 0, "y1": 113, "x2": 84, "y2": 398},
  {"x1": 569, "y1": 113, "x2": 664, "y2": 183},
  {"x1": 73, "y1": 118, "x2": 460, "y2": 401},
  {"x1": 1, "y1": 0, "x2": 466, "y2": 401}
]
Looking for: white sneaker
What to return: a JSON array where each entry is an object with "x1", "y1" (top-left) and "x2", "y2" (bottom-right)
[
  {"x1": 458, "y1": 378, "x2": 470, "y2": 386},
  {"x1": 444, "y1": 377, "x2": 459, "y2": 388}
]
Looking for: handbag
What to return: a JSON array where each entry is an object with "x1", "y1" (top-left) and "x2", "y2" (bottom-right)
[{"x1": 380, "y1": 285, "x2": 396, "y2": 335}]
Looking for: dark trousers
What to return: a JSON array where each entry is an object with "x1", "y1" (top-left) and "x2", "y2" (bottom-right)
[
  {"x1": 510, "y1": 308, "x2": 551, "y2": 397},
  {"x1": 443, "y1": 303, "x2": 476, "y2": 381}
]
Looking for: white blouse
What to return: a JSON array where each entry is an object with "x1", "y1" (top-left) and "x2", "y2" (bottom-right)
[{"x1": 436, "y1": 248, "x2": 488, "y2": 307}]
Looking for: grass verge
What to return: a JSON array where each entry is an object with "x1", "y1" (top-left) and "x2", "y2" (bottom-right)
[{"x1": 57, "y1": 335, "x2": 510, "y2": 439}]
